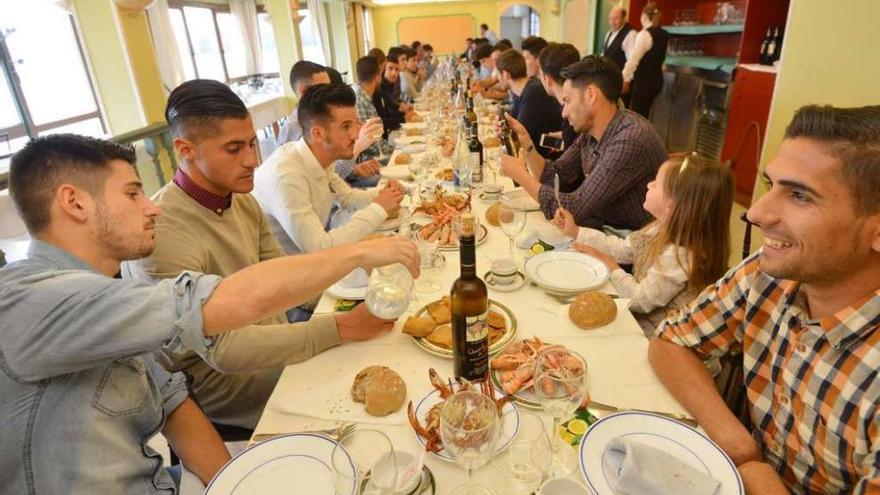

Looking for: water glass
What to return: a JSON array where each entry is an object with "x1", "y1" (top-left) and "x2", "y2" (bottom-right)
[
  {"x1": 533, "y1": 348, "x2": 588, "y2": 477},
  {"x1": 332, "y1": 429, "x2": 397, "y2": 494},
  {"x1": 414, "y1": 239, "x2": 443, "y2": 294},
  {"x1": 491, "y1": 411, "x2": 552, "y2": 494},
  {"x1": 440, "y1": 390, "x2": 501, "y2": 495},
  {"x1": 365, "y1": 264, "x2": 413, "y2": 319}
]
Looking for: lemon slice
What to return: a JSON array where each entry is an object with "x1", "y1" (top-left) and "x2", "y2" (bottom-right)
[{"x1": 567, "y1": 418, "x2": 589, "y2": 436}]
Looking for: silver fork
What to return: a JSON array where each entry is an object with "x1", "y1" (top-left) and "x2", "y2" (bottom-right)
[
  {"x1": 250, "y1": 423, "x2": 357, "y2": 444},
  {"x1": 548, "y1": 292, "x2": 619, "y2": 304}
]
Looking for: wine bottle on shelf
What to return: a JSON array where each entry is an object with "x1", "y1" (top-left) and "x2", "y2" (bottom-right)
[
  {"x1": 766, "y1": 26, "x2": 778, "y2": 65},
  {"x1": 771, "y1": 26, "x2": 783, "y2": 63},
  {"x1": 497, "y1": 106, "x2": 521, "y2": 157},
  {"x1": 759, "y1": 27, "x2": 772, "y2": 65},
  {"x1": 468, "y1": 121, "x2": 484, "y2": 184},
  {"x1": 451, "y1": 213, "x2": 489, "y2": 381}
]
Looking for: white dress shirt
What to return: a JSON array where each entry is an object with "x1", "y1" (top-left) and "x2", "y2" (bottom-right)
[
  {"x1": 252, "y1": 139, "x2": 386, "y2": 255},
  {"x1": 576, "y1": 225, "x2": 690, "y2": 314},
  {"x1": 604, "y1": 26, "x2": 638, "y2": 55},
  {"x1": 622, "y1": 26, "x2": 655, "y2": 82}
]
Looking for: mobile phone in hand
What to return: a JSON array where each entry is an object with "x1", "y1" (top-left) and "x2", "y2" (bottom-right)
[{"x1": 540, "y1": 133, "x2": 564, "y2": 152}]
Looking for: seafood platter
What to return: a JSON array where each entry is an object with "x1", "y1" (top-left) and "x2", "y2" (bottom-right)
[
  {"x1": 408, "y1": 369, "x2": 520, "y2": 461},
  {"x1": 413, "y1": 190, "x2": 487, "y2": 250},
  {"x1": 490, "y1": 337, "x2": 588, "y2": 409}
]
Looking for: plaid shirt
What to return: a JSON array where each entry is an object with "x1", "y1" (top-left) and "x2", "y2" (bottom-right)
[
  {"x1": 538, "y1": 108, "x2": 666, "y2": 230},
  {"x1": 658, "y1": 253, "x2": 880, "y2": 494}
]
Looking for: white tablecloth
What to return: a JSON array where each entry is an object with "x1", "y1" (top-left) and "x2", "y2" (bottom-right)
[
  {"x1": 251, "y1": 169, "x2": 689, "y2": 492},
  {"x1": 245, "y1": 93, "x2": 292, "y2": 130}
]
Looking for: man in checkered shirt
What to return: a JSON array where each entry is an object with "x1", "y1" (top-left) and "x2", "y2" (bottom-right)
[
  {"x1": 500, "y1": 55, "x2": 666, "y2": 231},
  {"x1": 651, "y1": 105, "x2": 880, "y2": 494}
]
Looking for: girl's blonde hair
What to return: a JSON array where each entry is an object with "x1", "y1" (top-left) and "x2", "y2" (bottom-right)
[{"x1": 645, "y1": 153, "x2": 734, "y2": 290}]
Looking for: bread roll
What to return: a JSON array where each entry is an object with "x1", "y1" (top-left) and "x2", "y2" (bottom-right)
[
  {"x1": 405, "y1": 127, "x2": 424, "y2": 136},
  {"x1": 403, "y1": 316, "x2": 436, "y2": 337},
  {"x1": 395, "y1": 152, "x2": 412, "y2": 165},
  {"x1": 568, "y1": 291, "x2": 617, "y2": 330},
  {"x1": 426, "y1": 323, "x2": 453, "y2": 349},
  {"x1": 351, "y1": 366, "x2": 407, "y2": 416},
  {"x1": 488, "y1": 310, "x2": 506, "y2": 329},
  {"x1": 485, "y1": 202, "x2": 501, "y2": 226},
  {"x1": 482, "y1": 136, "x2": 500, "y2": 148},
  {"x1": 426, "y1": 297, "x2": 451, "y2": 324}
]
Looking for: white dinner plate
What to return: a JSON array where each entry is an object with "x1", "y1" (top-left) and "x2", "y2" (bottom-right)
[
  {"x1": 380, "y1": 162, "x2": 412, "y2": 181},
  {"x1": 500, "y1": 189, "x2": 541, "y2": 211},
  {"x1": 326, "y1": 282, "x2": 367, "y2": 301},
  {"x1": 411, "y1": 385, "x2": 520, "y2": 462},
  {"x1": 376, "y1": 215, "x2": 404, "y2": 232},
  {"x1": 579, "y1": 411, "x2": 743, "y2": 495},
  {"x1": 205, "y1": 432, "x2": 356, "y2": 495},
  {"x1": 523, "y1": 251, "x2": 609, "y2": 293}
]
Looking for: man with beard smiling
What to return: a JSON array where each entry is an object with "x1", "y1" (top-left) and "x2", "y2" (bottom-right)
[
  {"x1": 0, "y1": 134, "x2": 419, "y2": 493},
  {"x1": 649, "y1": 105, "x2": 880, "y2": 493},
  {"x1": 252, "y1": 83, "x2": 404, "y2": 255},
  {"x1": 500, "y1": 55, "x2": 666, "y2": 231},
  {"x1": 124, "y1": 80, "x2": 397, "y2": 429}
]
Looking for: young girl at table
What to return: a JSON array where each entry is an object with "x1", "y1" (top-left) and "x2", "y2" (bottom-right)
[{"x1": 554, "y1": 153, "x2": 734, "y2": 336}]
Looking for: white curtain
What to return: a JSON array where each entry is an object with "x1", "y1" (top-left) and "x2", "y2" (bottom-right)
[
  {"x1": 230, "y1": 0, "x2": 263, "y2": 75},
  {"x1": 146, "y1": 0, "x2": 185, "y2": 93},
  {"x1": 306, "y1": 0, "x2": 332, "y2": 67}
]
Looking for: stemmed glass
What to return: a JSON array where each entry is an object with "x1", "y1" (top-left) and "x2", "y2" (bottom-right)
[
  {"x1": 498, "y1": 202, "x2": 526, "y2": 260},
  {"x1": 331, "y1": 429, "x2": 398, "y2": 494},
  {"x1": 440, "y1": 390, "x2": 502, "y2": 495},
  {"x1": 490, "y1": 411, "x2": 552, "y2": 494},
  {"x1": 414, "y1": 238, "x2": 443, "y2": 294},
  {"x1": 533, "y1": 348, "x2": 588, "y2": 477},
  {"x1": 372, "y1": 120, "x2": 388, "y2": 163}
]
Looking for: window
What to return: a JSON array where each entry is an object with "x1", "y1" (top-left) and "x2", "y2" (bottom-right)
[
  {"x1": 529, "y1": 9, "x2": 540, "y2": 36},
  {"x1": 0, "y1": 2, "x2": 105, "y2": 164},
  {"x1": 165, "y1": 1, "x2": 280, "y2": 84},
  {"x1": 298, "y1": 8, "x2": 327, "y2": 65}
]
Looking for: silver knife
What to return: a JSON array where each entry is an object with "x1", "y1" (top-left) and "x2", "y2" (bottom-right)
[
  {"x1": 589, "y1": 400, "x2": 698, "y2": 427},
  {"x1": 554, "y1": 173, "x2": 561, "y2": 211}
]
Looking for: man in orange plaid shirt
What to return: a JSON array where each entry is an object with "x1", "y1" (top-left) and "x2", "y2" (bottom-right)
[{"x1": 651, "y1": 104, "x2": 880, "y2": 494}]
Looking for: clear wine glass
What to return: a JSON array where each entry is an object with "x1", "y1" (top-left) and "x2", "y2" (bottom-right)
[
  {"x1": 365, "y1": 264, "x2": 413, "y2": 319},
  {"x1": 331, "y1": 429, "x2": 397, "y2": 494},
  {"x1": 491, "y1": 411, "x2": 551, "y2": 494},
  {"x1": 414, "y1": 238, "x2": 443, "y2": 294},
  {"x1": 498, "y1": 203, "x2": 526, "y2": 260},
  {"x1": 533, "y1": 348, "x2": 588, "y2": 477},
  {"x1": 372, "y1": 120, "x2": 387, "y2": 162},
  {"x1": 440, "y1": 390, "x2": 501, "y2": 495}
]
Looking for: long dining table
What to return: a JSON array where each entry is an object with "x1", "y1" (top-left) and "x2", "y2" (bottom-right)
[{"x1": 248, "y1": 141, "x2": 692, "y2": 492}]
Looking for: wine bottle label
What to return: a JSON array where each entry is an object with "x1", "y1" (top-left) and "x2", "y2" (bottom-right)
[
  {"x1": 470, "y1": 151, "x2": 482, "y2": 182},
  {"x1": 452, "y1": 311, "x2": 489, "y2": 380}
]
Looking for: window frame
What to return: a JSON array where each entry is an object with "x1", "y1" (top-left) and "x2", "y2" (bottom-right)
[
  {"x1": 166, "y1": 0, "x2": 280, "y2": 85},
  {"x1": 0, "y1": 14, "x2": 104, "y2": 160}
]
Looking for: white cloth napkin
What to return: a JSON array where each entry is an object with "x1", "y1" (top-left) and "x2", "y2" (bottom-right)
[{"x1": 602, "y1": 437, "x2": 721, "y2": 495}]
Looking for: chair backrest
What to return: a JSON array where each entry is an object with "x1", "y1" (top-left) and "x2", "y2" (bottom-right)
[
  {"x1": 0, "y1": 194, "x2": 28, "y2": 240},
  {"x1": 740, "y1": 212, "x2": 752, "y2": 260}
]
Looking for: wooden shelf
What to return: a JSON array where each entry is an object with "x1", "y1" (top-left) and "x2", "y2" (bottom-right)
[
  {"x1": 665, "y1": 55, "x2": 737, "y2": 73},
  {"x1": 666, "y1": 24, "x2": 744, "y2": 35}
]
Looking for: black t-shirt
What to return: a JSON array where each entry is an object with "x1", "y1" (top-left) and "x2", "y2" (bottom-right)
[
  {"x1": 511, "y1": 77, "x2": 563, "y2": 159},
  {"x1": 373, "y1": 79, "x2": 405, "y2": 131}
]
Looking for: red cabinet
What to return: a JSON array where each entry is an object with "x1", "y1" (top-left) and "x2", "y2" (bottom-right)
[{"x1": 721, "y1": 66, "x2": 776, "y2": 205}]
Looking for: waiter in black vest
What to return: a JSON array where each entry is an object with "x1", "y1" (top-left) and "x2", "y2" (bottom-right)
[
  {"x1": 603, "y1": 6, "x2": 636, "y2": 106},
  {"x1": 622, "y1": 2, "x2": 669, "y2": 119}
]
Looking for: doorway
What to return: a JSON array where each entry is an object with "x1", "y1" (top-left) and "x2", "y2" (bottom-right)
[{"x1": 499, "y1": 5, "x2": 540, "y2": 49}]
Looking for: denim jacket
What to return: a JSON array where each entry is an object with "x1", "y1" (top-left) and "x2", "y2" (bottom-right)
[{"x1": 0, "y1": 241, "x2": 221, "y2": 494}]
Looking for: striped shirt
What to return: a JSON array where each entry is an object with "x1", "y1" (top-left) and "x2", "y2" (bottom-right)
[{"x1": 658, "y1": 252, "x2": 880, "y2": 494}]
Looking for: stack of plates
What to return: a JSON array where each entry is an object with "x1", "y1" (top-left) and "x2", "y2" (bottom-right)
[{"x1": 523, "y1": 251, "x2": 610, "y2": 295}]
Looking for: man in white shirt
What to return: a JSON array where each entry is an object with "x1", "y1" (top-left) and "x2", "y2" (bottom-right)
[
  {"x1": 480, "y1": 23, "x2": 498, "y2": 44},
  {"x1": 603, "y1": 7, "x2": 637, "y2": 106},
  {"x1": 253, "y1": 83, "x2": 404, "y2": 255}
]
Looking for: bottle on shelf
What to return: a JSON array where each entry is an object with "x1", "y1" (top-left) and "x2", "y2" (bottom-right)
[
  {"x1": 451, "y1": 213, "x2": 489, "y2": 381},
  {"x1": 759, "y1": 27, "x2": 772, "y2": 65},
  {"x1": 765, "y1": 26, "x2": 778, "y2": 65},
  {"x1": 468, "y1": 121, "x2": 483, "y2": 184},
  {"x1": 771, "y1": 26, "x2": 783, "y2": 63}
]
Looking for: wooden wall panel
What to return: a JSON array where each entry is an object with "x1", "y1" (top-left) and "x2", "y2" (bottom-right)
[{"x1": 396, "y1": 15, "x2": 475, "y2": 54}]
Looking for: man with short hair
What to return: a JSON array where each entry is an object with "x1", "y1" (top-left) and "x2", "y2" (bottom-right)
[
  {"x1": 495, "y1": 49, "x2": 562, "y2": 159},
  {"x1": 500, "y1": 55, "x2": 666, "y2": 230},
  {"x1": 123, "y1": 79, "x2": 392, "y2": 428},
  {"x1": 480, "y1": 23, "x2": 497, "y2": 44},
  {"x1": 277, "y1": 61, "x2": 381, "y2": 187},
  {"x1": 538, "y1": 42, "x2": 582, "y2": 151},
  {"x1": 520, "y1": 36, "x2": 548, "y2": 78},
  {"x1": 253, "y1": 83, "x2": 404, "y2": 255},
  {"x1": 374, "y1": 49, "x2": 414, "y2": 132},
  {"x1": 0, "y1": 133, "x2": 418, "y2": 493},
  {"x1": 473, "y1": 43, "x2": 510, "y2": 101},
  {"x1": 649, "y1": 104, "x2": 880, "y2": 494},
  {"x1": 421, "y1": 43, "x2": 437, "y2": 79},
  {"x1": 400, "y1": 46, "x2": 423, "y2": 101},
  {"x1": 603, "y1": 7, "x2": 636, "y2": 73}
]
